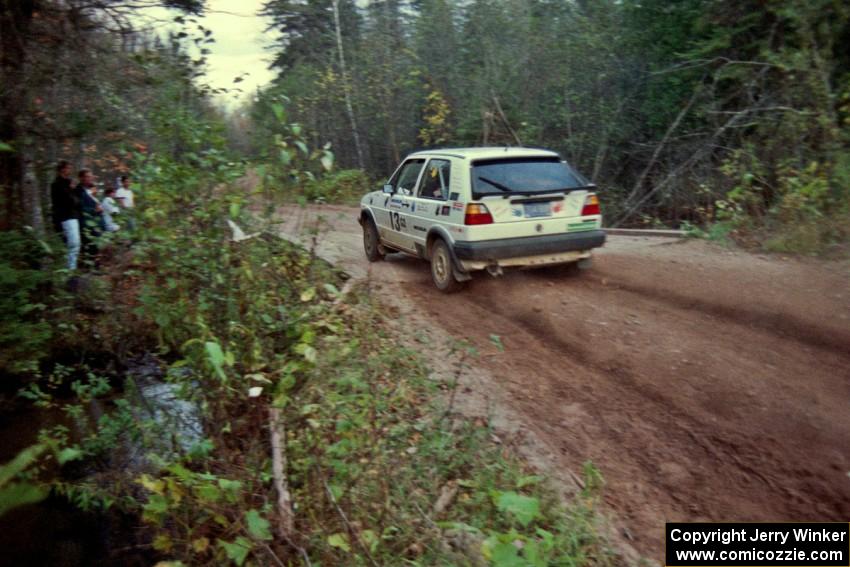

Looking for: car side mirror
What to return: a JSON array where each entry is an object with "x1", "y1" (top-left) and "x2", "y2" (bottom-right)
[{"x1": 382, "y1": 184, "x2": 394, "y2": 194}]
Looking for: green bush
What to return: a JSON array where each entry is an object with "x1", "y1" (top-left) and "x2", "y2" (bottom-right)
[
  {"x1": 0, "y1": 230, "x2": 55, "y2": 374},
  {"x1": 709, "y1": 152, "x2": 849, "y2": 254},
  {"x1": 303, "y1": 169, "x2": 373, "y2": 205}
]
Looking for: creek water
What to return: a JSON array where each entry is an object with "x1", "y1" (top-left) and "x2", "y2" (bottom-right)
[{"x1": 0, "y1": 354, "x2": 203, "y2": 566}]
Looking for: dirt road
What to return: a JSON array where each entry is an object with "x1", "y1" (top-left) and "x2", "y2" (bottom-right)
[{"x1": 278, "y1": 205, "x2": 850, "y2": 562}]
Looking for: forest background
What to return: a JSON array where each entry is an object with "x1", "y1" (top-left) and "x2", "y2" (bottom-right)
[{"x1": 2, "y1": 0, "x2": 849, "y2": 250}]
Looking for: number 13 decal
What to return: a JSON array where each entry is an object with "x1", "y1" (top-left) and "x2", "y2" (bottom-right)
[{"x1": 390, "y1": 212, "x2": 403, "y2": 231}]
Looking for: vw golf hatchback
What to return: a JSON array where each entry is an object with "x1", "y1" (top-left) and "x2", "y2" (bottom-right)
[{"x1": 359, "y1": 147, "x2": 606, "y2": 292}]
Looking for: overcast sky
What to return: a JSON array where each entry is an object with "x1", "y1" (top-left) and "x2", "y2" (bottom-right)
[{"x1": 140, "y1": 0, "x2": 276, "y2": 107}]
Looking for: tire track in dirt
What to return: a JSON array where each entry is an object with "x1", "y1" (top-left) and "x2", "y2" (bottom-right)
[
  {"x1": 583, "y1": 260, "x2": 850, "y2": 356},
  {"x1": 402, "y1": 251, "x2": 850, "y2": 561}
]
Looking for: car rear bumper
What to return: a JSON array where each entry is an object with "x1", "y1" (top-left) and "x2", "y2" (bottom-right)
[{"x1": 453, "y1": 229, "x2": 606, "y2": 261}]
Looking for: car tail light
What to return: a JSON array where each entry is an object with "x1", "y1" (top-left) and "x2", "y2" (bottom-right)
[
  {"x1": 581, "y1": 194, "x2": 600, "y2": 216},
  {"x1": 464, "y1": 203, "x2": 493, "y2": 225}
]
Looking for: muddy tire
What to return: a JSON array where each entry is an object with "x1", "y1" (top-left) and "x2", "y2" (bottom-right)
[
  {"x1": 362, "y1": 218, "x2": 384, "y2": 262},
  {"x1": 430, "y1": 239, "x2": 464, "y2": 293}
]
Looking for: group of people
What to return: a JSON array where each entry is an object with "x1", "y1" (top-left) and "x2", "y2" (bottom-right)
[{"x1": 50, "y1": 160, "x2": 136, "y2": 271}]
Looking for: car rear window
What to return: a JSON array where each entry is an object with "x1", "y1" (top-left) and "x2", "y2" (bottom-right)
[{"x1": 472, "y1": 157, "x2": 589, "y2": 198}]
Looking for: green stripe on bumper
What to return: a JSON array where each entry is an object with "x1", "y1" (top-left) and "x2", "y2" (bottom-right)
[{"x1": 567, "y1": 221, "x2": 598, "y2": 232}]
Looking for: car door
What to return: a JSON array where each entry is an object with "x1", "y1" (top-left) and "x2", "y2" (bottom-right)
[
  {"x1": 380, "y1": 158, "x2": 425, "y2": 252},
  {"x1": 409, "y1": 158, "x2": 452, "y2": 253}
]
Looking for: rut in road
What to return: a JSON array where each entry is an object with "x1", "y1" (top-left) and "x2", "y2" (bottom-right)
[
  {"x1": 404, "y1": 262, "x2": 850, "y2": 560},
  {"x1": 581, "y1": 270, "x2": 850, "y2": 356}
]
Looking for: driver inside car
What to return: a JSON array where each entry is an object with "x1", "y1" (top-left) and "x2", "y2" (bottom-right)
[{"x1": 422, "y1": 166, "x2": 445, "y2": 199}]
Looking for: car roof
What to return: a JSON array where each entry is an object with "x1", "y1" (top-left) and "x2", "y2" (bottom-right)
[{"x1": 406, "y1": 147, "x2": 560, "y2": 160}]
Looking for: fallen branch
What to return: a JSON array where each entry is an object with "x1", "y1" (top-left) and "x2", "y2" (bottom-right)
[
  {"x1": 260, "y1": 542, "x2": 287, "y2": 567},
  {"x1": 269, "y1": 407, "x2": 295, "y2": 539},
  {"x1": 650, "y1": 56, "x2": 781, "y2": 76},
  {"x1": 612, "y1": 107, "x2": 747, "y2": 227}
]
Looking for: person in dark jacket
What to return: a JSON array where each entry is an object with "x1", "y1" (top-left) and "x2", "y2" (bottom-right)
[{"x1": 50, "y1": 160, "x2": 83, "y2": 270}]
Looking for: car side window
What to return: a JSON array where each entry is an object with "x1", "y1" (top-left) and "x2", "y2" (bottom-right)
[
  {"x1": 417, "y1": 159, "x2": 451, "y2": 200},
  {"x1": 389, "y1": 159, "x2": 425, "y2": 196}
]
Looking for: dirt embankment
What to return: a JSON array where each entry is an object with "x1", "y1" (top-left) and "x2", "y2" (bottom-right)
[{"x1": 278, "y1": 205, "x2": 850, "y2": 562}]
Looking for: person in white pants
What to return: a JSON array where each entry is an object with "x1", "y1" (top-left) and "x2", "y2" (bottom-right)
[
  {"x1": 62, "y1": 219, "x2": 81, "y2": 269},
  {"x1": 50, "y1": 161, "x2": 83, "y2": 270}
]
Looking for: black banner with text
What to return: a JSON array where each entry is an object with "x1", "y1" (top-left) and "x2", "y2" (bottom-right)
[{"x1": 665, "y1": 523, "x2": 850, "y2": 566}]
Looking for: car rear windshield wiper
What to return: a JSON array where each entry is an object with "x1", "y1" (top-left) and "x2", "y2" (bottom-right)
[{"x1": 476, "y1": 176, "x2": 513, "y2": 192}]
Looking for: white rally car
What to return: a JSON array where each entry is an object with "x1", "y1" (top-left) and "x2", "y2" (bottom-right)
[{"x1": 358, "y1": 147, "x2": 606, "y2": 292}]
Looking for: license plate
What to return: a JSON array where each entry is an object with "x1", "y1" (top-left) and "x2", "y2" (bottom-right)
[{"x1": 524, "y1": 202, "x2": 551, "y2": 218}]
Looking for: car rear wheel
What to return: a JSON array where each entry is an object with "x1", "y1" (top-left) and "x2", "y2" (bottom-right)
[
  {"x1": 363, "y1": 218, "x2": 384, "y2": 262},
  {"x1": 430, "y1": 239, "x2": 464, "y2": 293}
]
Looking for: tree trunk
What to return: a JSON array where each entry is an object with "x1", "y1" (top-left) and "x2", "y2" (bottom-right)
[
  {"x1": 492, "y1": 95, "x2": 522, "y2": 146},
  {"x1": 481, "y1": 108, "x2": 491, "y2": 145},
  {"x1": 331, "y1": 0, "x2": 365, "y2": 170},
  {"x1": 0, "y1": 0, "x2": 37, "y2": 230},
  {"x1": 22, "y1": 152, "x2": 44, "y2": 234}
]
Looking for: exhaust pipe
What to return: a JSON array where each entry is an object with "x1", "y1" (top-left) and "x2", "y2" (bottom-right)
[{"x1": 486, "y1": 263, "x2": 503, "y2": 277}]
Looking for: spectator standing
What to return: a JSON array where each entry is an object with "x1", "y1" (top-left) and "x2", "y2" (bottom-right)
[
  {"x1": 115, "y1": 175, "x2": 136, "y2": 230},
  {"x1": 49, "y1": 160, "x2": 83, "y2": 270},
  {"x1": 102, "y1": 187, "x2": 121, "y2": 232}
]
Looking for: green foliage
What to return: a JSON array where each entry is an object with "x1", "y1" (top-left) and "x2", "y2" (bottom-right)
[
  {"x1": 0, "y1": 231, "x2": 55, "y2": 374},
  {"x1": 244, "y1": 509, "x2": 272, "y2": 541},
  {"x1": 250, "y1": 96, "x2": 338, "y2": 204},
  {"x1": 302, "y1": 168, "x2": 372, "y2": 204},
  {"x1": 494, "y1": 491, "x2": 541, "y2": 527},
  {"x1": 136, "y1": 464, "x2": 262, "y2": 563},
  {"x1": 713, "y1": 150, "x2": 849, "y2": 253},
  {"x1": 0, "y1": 444, "x2": 48, "y2": 517},
  {"x1": 218, "y1": 537, "x2": 251, "y2": 566}
]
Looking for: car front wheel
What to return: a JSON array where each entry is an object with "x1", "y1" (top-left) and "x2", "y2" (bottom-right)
[
  {"x1": 430, "y1": 239, "x2": 464, "y2": 293},
  {"x1": 362, "y1": 218, "x2": 384, "y2": 262}
]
